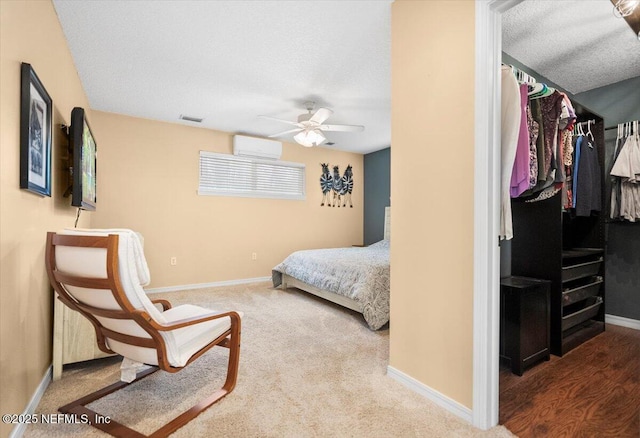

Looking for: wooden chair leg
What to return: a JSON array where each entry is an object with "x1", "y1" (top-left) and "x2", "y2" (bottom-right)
[
  {"x1": 59, "y1": 367, "x2": 159, "y2": 438},
  {"x1": 150, "y1": 325, "x2": 241, "y2": 438},
  {"x1": 58, "y1": 327, "x2": 241, "y2": 438}
]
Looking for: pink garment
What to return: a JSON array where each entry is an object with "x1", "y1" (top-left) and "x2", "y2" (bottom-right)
[{"x1": 510, "y1": 84, "x2": 531, "y2": 197}]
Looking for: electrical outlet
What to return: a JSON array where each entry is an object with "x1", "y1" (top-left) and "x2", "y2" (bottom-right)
[
  {"x1": 170, "y1": 256, "x2": 177, "y2": 266},
  {"x1": 251, "y1": 252, "x2": 257, "y2": 261}
]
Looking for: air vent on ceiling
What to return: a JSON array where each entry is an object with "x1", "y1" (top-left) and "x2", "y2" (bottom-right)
[{"x1": 179, "y1": 114, "x2": 203, "y2": 123}]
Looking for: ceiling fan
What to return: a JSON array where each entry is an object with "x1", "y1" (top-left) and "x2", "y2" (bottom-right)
[{"x1": 259, "y1": 101, "x2": 364, "y2": 147}]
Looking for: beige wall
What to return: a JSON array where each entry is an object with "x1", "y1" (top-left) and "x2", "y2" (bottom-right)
[
  {"x1": 89, "y1": 111, "x2": 363, "y2": 287},
  {"x1": 390, "y1": 0, "x2": 475, "y2": 408},
  {"x1": 0, "y1": 1, "x2": 92, "y2": 436}
]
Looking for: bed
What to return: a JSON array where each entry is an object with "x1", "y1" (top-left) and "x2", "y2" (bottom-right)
[{"x1": 272, "y1": 207, "x2": 390, "y2": 330}]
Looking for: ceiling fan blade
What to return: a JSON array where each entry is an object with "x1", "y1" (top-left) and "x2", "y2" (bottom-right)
[
  {"x1": 318, "y1": 124, "x2": 364, "y2": 132},
  {"x1": 309, "y1": 107, "x2": 333, "y2": 125},
  {"x1": 268, "y1": 128, "x2": 303, "y2": 138},
  {"x1": 258, "y1": 115, "x2": 301, "y2": 126}
]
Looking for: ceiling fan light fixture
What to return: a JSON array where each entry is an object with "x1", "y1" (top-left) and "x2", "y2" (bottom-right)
[
  {"x1": 262, "y1": 102, "x2": 362, "y2": 146},
  {"x1": 294, "y1": 129, "x2": 326, "y2": 147}
]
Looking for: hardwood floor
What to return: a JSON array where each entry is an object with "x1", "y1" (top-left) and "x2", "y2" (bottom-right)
[{"x1": 499, "y1": 324, "x2": 640, "y2": 437}]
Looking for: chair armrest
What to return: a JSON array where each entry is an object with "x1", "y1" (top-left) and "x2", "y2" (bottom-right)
[
  {"x1": 150, "y1": 299, "x2": 172, "y2": 311},
  {"x1": 138, "y1": 310, "x2": 241, "y2": 331}
]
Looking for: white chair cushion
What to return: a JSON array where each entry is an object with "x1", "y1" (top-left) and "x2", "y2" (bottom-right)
[
  {"x1": 163, "y1": 304, "x2": 239, "y2": 367},
  {"x1": 107, "y1": 339, "x2": 159, "y2": 366}
]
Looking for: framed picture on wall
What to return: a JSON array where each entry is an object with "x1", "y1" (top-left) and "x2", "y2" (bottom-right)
[{"x1": 20, "y1": 62, "x2": 52, "y2": 197}]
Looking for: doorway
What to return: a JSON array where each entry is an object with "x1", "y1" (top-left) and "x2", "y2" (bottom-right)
[
  {"x1": 472, "y1": 0, "x2": 525, "y2": 429},
  {"x1": 475, "y1": 0, "x2": 640, "y2": 434}
]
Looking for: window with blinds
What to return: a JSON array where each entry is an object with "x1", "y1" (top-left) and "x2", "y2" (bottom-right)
[{"x1": 198, "y1": 151, "x2": 306, "y2": 200}]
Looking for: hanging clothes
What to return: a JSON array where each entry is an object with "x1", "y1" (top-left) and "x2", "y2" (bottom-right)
[
  {"x1": 610, "y1": 121, "x2": 640, "y2": 222},
  {"x1": 500, "y1": 65, "x2": 522, "y2": 240},
  {"x1": 562, "y1": 130, "x2": 573, "y2": 167},
  {"x1": 610, "y1": 128, "x2": 627, "y2": 219},
  {"x1": 559, "y1": 93, "x2": 577, "y2": 131},
  {"x1": 572, "y1": 135, "x2": 583, "y2": 208},
  {"x1": 561, "y1": 129, "x2": 574, "y2": 210},
  {"x1": 500, "y1": 66, "x2": 607, "y2": 228},
  {"x1": 575, "y1": 135, "x2": 602, "y2": 217},
  {"x1": 540, "y1": 91, "x2": 564, "y2": 179},
  {"x1": 609, "y1": 124, "x2": 629, "y2": 220},
  {"x1": 510, "y1": 84, "x2": 531, "y2": 197},
  {"x1": 517, "y1": 90, "x2": 564, "y2": 200},
  {"x1": 531, "y1": 99, "x2": 546, "y2": 184},
  {"x1": 527, "y1": 105, "x2": 539, "y2": 189}
]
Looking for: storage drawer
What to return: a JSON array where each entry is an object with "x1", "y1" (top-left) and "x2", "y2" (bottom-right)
[
  {"x1": 562, "y1": 296, "x2": 603, "y2": 331},
  {"x1": 562, "y1": 248, "x2": 604, "y2": 260},
  {"x1": 562, "y1": 258, "x2": 603, "y2": 282},
  {"x1": 562, "y1": 277, "x2": 603, "y2": 307}
]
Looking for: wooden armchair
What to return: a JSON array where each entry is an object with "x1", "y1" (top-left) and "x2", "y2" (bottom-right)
[{"x1": 45, "y1": 230, "x2": 241, "y2": 438}]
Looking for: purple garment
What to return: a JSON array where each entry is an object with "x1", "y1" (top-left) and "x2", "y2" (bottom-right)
[{"x1": 510, "y1": 84, "x2": 531, "y2": 197}]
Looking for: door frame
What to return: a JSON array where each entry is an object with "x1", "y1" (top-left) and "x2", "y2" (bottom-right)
[{"x1": 472, "y1": 0, "x2": 524, "y2": 429}]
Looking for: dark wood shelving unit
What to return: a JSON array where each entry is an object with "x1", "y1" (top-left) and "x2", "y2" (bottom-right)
[{"x1": 510, "y1": 108, "x2": 606, "y2": 357}]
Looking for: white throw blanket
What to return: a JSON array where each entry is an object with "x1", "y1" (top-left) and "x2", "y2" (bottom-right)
[{"x1": 62, "y1": 228, "x2": 154, "y2": 381}]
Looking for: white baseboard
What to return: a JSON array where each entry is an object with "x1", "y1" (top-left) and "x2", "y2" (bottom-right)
[
  {"x1": 387, "y1": 365, "x2": 472, "y2": 424},
  {"x1": 145, "y1": 276, "x2": 271, "y2": 294},
  {"x1": 8, "y1": 365, "x2": 52, "y2": 438},
  {"x1": 605, "y1": 314, "x2": 640, "y2": 330}
]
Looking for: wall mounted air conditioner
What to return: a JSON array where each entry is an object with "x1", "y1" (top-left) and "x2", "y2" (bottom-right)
[{"x1": 233, "y1": 135, "x2": 282, "y2": 160}]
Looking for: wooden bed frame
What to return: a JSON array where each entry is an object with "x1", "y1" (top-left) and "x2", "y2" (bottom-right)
[{"x1": 281, "y1": 207, "x2": 390, "y2": 314}]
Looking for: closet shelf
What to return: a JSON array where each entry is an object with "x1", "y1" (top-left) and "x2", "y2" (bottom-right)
[
  {"x1": 561, "y1": 248, "x2": 604, "y2": 259},
  {"x1": 561, "y1": 258, "x2": 603, "y2": 282},
  {"x1": 562, "y1": 296, "x2": 603, "y2": 331},
  {"x1": 562, "y1": 277, "x2": 603, "y2": 307}
]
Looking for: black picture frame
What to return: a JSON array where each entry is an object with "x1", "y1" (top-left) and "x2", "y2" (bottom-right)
[{"x1": 20, "y1": 63, "x2": 52, "y2": 197}]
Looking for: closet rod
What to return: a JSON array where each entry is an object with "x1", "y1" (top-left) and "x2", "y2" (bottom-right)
[{"x1": 605, "y1": 120, "x2": 640, "y2": 131}]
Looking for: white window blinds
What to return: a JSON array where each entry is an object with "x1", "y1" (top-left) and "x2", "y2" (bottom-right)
[{"x1": 198, "y1": 151, "x2": 306, "y2": 200}]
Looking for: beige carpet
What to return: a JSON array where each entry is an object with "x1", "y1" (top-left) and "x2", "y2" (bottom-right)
[{"x1": 26, "y1": 283, "x2": 514, "y2": 437}]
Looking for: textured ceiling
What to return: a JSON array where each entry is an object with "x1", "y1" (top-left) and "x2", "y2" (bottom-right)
[
  {"x1": 503, "y1": 0, "x2": 640, "y2": 94},
  {"x1": 53, "y1": 1, "x2": 639, "y2": 155},
  {"x1": 52, "y1": 0, "x2": 392, "y2": 154}
]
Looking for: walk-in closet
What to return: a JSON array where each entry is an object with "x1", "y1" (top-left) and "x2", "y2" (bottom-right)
[{"x1": 497, "y1": 1, "x2": 640, "y2": 437}]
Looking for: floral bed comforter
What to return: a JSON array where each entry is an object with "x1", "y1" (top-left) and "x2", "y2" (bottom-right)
[{"x1": 272, "y1": 240, "x2": 389, "y2": 330}]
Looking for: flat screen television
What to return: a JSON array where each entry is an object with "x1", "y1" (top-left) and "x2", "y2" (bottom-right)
[{"x1": 70, "y1": 107, "x2": 97, "y2": 211}]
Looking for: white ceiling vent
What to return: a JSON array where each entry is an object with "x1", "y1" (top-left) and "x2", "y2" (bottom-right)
[
  {"x1": 233, "y1": 135, "x2": 282, "y2": 160},
  {"x1": 180, "y1": 114, "x2": 203, "y2": 123}
]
